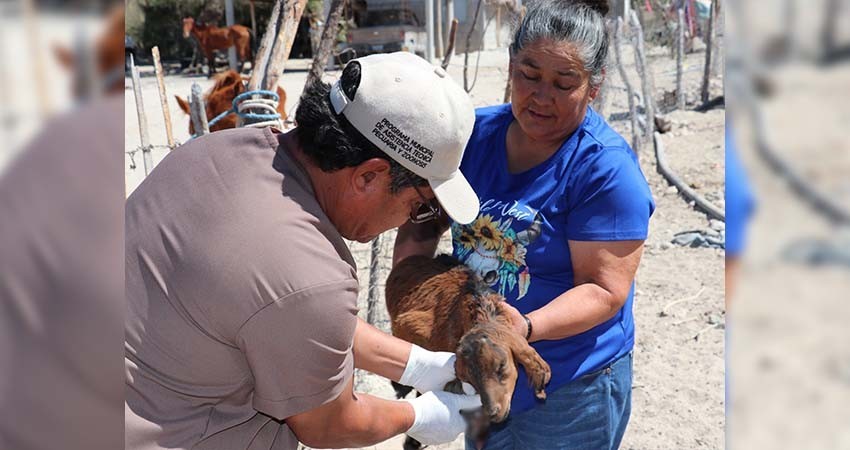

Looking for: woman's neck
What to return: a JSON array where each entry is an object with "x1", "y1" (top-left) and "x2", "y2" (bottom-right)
[{"x1": 505, "y1": 121, "x2": 569, "y2": 174}]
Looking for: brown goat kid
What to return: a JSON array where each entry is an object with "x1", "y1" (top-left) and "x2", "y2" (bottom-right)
[{"x1": 386, "y1": 254, "x2": 551, "y2": 423}]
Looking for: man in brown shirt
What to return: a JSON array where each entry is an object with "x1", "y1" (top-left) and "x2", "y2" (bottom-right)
[{"x1": 125, "y1": 52, "x2": 482, "y2": 449}]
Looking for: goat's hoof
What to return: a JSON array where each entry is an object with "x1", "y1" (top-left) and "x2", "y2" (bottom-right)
[
  {"x1": 403, "y1": 435, "x2": 423, "y2": 450},
  {"x1": 391, "y1": 381, "x2": 415, "y2": 399},
  {"x1": 534, "y1": 389, "x2": 547, "y2": 400},
  {"x1": 530, "y1": 362, "x2": 552, "y2": 399}
]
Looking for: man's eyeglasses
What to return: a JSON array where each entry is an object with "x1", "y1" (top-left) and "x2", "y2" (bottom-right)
[{"x1": 409, "y1": 183, "x2": 441, "y2": 224}]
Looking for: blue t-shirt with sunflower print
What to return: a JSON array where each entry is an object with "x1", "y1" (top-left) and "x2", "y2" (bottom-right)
[{"x1": 452, "y1": 104, "x2": 655, "y2": 414}]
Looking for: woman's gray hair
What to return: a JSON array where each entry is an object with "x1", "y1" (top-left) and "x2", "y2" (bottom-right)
[{"x1": 510, "y1": 0, "x2": 609, "y2": 88}]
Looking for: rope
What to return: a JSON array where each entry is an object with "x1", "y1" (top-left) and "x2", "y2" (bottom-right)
[
  {"x1": 235, "y1": 90, "x2": 282, "y2": 129},
  {"x1": 190, "y1": 89, "x2": 284, "y2": 139}
]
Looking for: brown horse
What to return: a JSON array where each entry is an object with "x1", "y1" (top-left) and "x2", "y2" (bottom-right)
[
  {"x1": 174, "y1": 70, "x2": 288, "y2": 134},
  {"x1": 182, "y1": 17, "x2": 252, "y2": 76}
]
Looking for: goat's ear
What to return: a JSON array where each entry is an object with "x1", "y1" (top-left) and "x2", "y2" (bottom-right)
[
  {"x1": 506, "y1": 331, "x2": 551, "y2": 400},
  {"x1": 454, "y1": 349, "x2": 471, "y2": 383},
  {"x1": 54, "y1": 44, "x2": 75, "y2": 70},
  {"x1": 275, "y1": 86, "x2": 287, "y2": 119},
  {"x1": 175, "y1": 95, "x2": 190, "y2": 115},
  {"x1": 453, "y1": 353, "x2": 465, "y2": 378},
  {"x1": 230, "y1": 78, "x2": 244, "y2": 98}
]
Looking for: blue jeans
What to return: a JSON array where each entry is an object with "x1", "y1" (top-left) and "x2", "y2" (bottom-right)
[{"x1": 467, "y1": 352, "x2": 633, "y2": 450}]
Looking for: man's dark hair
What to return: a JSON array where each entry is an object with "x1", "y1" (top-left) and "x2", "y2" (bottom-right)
[{"x1": 294, "y1": 62, "x2": 427, "y2": 193}]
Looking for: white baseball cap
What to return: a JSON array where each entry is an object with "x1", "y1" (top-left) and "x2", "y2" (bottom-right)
[{"x1": 329, "y1": 52, "x2": 480, "y2": 224}]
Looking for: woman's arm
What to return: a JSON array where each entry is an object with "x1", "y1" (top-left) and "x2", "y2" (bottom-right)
[
  {"x1": 524, "y1": 240, "x2": 645, "y2": 342},
  {"x1": 392, "y1": 212, "x2": 451, "y2": 266}
]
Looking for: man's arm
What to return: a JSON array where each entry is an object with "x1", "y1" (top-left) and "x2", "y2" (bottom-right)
[
  {"x1": 352, "y1": 317, "x2": 410, "y2": 381},
  {"x1": 353, "y1": 318, "x2": 461, "y2": 395},
  {"x1": 286, "y1": 376, "x2": 414, "y2": 448},
  {"x1": 286, "y1": 368, "x2": 481, "y2": 448}
]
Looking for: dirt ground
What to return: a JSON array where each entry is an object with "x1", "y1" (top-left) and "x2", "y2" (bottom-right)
[
  {"x1": 124, "y1": 39, "x2": 725, "y2": 449},
  {"x1": 721, "y1": 2, "x2": 850, "y2": 447},
  {"x1": 726, "y1": 61, "x2": 850, "y2": 449}
]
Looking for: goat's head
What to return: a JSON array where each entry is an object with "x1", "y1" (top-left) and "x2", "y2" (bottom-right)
[
  {"x1": 455, "y1": 323, "x2": 517, "y2": 422},
  {"x1": 455, "y1": 319, "x2": 551, "y2": 423}
]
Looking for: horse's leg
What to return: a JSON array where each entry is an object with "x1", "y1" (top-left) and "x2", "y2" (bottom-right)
[
  {"x1": 240, "y1": 41, "x2": 251, "y2": 73},
  {"x1": 236, "y1": 41, "x2": 246, "y2": 73},
  {"x1": 205, "y1": 49, "x2": 216, "y2": 77},
  {"x1": 234, "y1": 31, "x2": 250, "y2": 73}
]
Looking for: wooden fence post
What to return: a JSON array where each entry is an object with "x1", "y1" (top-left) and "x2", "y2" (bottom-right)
[
  {"x1": 248, "y1": 0, "x2": 285, "y2": 92},
  {"x1": 245, "y1": 0, "x2": 308, "y2": 127},
  {"x1": 436, "y1": 0, "x2": 444, "y2": 59},
  {"x1": 250, "y1": 0, "x2": 258, "y2": 37},
  {"x1": 442, "y1": 18, "x2": 459, "y2": 71},
  {"x1": 366, "y1": 235, "x2": 383, "y2": 326},
  {"x1": 190, "y1": 83, "x2": 210, "y2": 137},
  {"x1": 629, "y1": 10, "x2": 655, "y2": 141},
  {"x1": 614, "y1": 17, "x2": 640, "y2": 153},
  {"x1": 676, "y1": 7, "x2": 685, "y2": 110},
  {"x1": 463, "y1": 0, "x2": 485, "y2": 92},
  {"x1": 130, "y1": 54, "x2": 153, "y2": 176},
  {"x1": 700, "y1": 0, "x2": 716, "y2": 104},
  {"x1": 264, "y1": 0, "x2": 310, "y2": 91},
  {"x1": 152, "y1": 47, "x2": 175, "y2": 148},
  {"x1": 307, "y1": 0, "x2": 348, "y2": 87}
]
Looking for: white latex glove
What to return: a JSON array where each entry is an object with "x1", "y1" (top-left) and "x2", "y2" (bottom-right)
[
  {"x1": 399, "y1": 344, "x2": 458, "y2": 394},
  {"x1": 404, "y1": 391, "x2": 483, "y2": 445}
]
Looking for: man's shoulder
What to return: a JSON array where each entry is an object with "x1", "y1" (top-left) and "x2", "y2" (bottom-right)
[{"x1": 176, "y1": 127, "x2": 280, "y2": 160}]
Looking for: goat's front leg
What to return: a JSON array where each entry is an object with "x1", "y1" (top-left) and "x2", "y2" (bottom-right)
[{"x1": 508, "y1": 333, "x2": 551, "y2": 399}]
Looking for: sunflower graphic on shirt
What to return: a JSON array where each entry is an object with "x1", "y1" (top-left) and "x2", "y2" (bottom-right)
[{"x1": 452, "y1": 211, "x2": 543, "y2": 300}]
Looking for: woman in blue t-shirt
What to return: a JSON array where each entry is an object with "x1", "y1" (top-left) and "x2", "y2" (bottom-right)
[{"x1": 394, "y1": 0, "x2": 654, "y2": 448}]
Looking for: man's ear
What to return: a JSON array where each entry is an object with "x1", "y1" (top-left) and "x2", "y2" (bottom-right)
[{"x1": 352, "y1": 158, "x2": 391, "y2": 193}]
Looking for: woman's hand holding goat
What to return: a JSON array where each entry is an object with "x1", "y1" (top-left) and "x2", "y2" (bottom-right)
[{"x1": 500, "y1": 302, "x2": 533, "y2": 341}]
